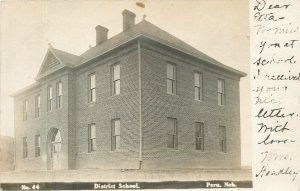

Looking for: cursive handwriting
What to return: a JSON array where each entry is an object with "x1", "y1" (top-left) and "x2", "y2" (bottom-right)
[
  {"x1": 255, "y1": 107, "x2": 295, "y2": 118},
  {"x1": 257, "y1": 121, "x2": 289, "y2": 133},
  {"x1": 254, "y1": 0, "x2": 290, "y2": 11},
  {"x1": 260, "y1": 151, "x2": 292, "y2": 163},
  {"x1": 256, "y1": 165, "x2": 299, "y2": 181}
]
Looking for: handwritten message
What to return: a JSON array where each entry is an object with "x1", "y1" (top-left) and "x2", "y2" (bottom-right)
[{"x1": 251, "y1": 0, "x2": 300, "y2": 189}]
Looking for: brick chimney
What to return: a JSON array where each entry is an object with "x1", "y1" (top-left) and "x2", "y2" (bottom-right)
[
  {"x1": 95, "y1": 25, "x2": 109, "y2": 45},
  {"x1": 122, "y1": 10, "x2": 136, "y2": 31}
]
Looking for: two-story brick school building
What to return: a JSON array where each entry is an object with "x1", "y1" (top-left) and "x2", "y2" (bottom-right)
[{"x1": 12, "y1": 10, "x2": 246, "y2": 171}]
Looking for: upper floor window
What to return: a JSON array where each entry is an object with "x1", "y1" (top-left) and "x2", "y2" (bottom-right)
[
  {"x1": 219, "y1": 126, "x2": 226, "y2": 152},
  {"x1": 167, "y1": 118, "x2": 178, "y2": 149},
  {"x1": 47, "y1": 86, "x2": 53, "y2": 111},
  {"x1": 194, "y1": 72, "x2": 203, "y2": 101},
  {"x1": 23, "y1": 137, "x2": 28, "y2": 158},
  {"x1": 111, "y1": 119, "x2": 121, "y2": 151},
  {"x1": 57, "y1": 82, "x2": 63, "y2": 108},
  {"x1": 88, "y1": 73, "x2": 96, "y2": 102},
  {"x1": 217, "y1": 79, "x2": 225, "y2": 106},
  {"x1": 195, "y1": 122, "x2": 204, "y2": 151},
  {"x1": 35, "y1": 135, "x2": 41, "y2": 157},
  {"x1": 88, "y1": 123, "x2": 96, "y2": 153},
  {"x1": 112, "y1": 64, "x2": 120, "y2": 95},
  {"x1": 166, "y1": 63, "x2": 176, "y2": 94},
  {"x1": 35, "y1": 95, "x2": 40, "y2": 118},
  {"x1": 23, "y1": 100, "x2": 28, "y2": 121}
]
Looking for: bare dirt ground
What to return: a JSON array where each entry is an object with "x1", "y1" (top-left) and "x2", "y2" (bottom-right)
[{"x1": 0, "y1": 167, "x2": 252, "y2": 183}]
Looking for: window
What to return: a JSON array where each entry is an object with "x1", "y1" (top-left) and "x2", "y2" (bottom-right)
[
  {"x1": 57, "y1": 82, "x2": 63, "y2": 108},
  {"x1": 194, "y1": 72, "x2": 203, "y2": 100},
  {"x1": 23, "y1": 137, "x2": 27, "y2": 158},
  {"x1": 219, "y1": 126, "x2": 226, "y2": 152},
  {"x1": 88, "y1": 124, "x2": 96, "y2": 152},
  {"x1": 35, "y1": 95, "x2": 40, "y2": 117},
  {"x1": 167, "y1": 118, "x2": 177, "y2": 149},
  {"x1": 112, "y1": 64, "x2": 120, "y2": 95},
  {"x1": 35, "y1": 135, "x2": 40, "y2": 157},
  {"x1": 166, "y1": 63, "x2": 176, "y2": 94},
  {"x1": 195, "y1": 122, "x2": 204, "y2": 151},
  {"x1": 88, "y1": 74, "x2": 96, "y2": 102},
  {"x1": 218, "y1": 79, "x2": 225, "y2": 106},
  {"x1": 111, "y1": 119, "x2": 120, "y2": 151},
  {"x1": 47, "y1": 86, "x2": 53, "y2": 111},
  {"x1": 23, "y1": 100, "x2": 28, "y2": 121}
]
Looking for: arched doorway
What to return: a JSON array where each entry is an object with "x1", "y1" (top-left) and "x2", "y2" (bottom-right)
[{"x1": 47, "y1": 128, "x2": 62, "y2": 170}]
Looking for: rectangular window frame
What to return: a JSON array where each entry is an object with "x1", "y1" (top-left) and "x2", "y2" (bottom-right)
[
  {"x1": 112, "y1": 63, "x2": 121, "y2": 96},
  {"x1": 23, "y1": 137, "x2": 28, "y2": 158},
  {"x1": 56, "y1": 82, "x2": 63, "y2": 109},
  {"x1": 23, "y1": 100, "x2": 28, "y2": 121},
  {"x1": 88, "y1": 73, "x2": 96, "y2": 103},
  {"x1": 167, "y1": 118, "x2": 178, "y2": 150},
  {"x1": 195, "y1": 122, "x2": 204, "y2": 151},
  {"x1": 194, "y1": 72, "x2": 203, "y2": 101},
  {"x1": 219, "y1": 126, "x2": 226, "y2": 153},
  {"x1": 111, "y1": 119, "x2": 121, "y2": 151},
  {"x1": 88, "y1": 123, "x2": 96, "y2": 153},
  {"x1": 47, "y1": 86, "x2": 53, "y2": 112},
  {"x1": 35, "y1": 135, "x2": 41, "y2": 157},
  {"x1": 35, "y1": 95, "x2": 40, "y2": 118},
  {"x1": 217, "y1": 79, "x2": 225, "y2": 106},
  {"x1": 166, "y1": 63, "x2": 177, "y2": 95}
]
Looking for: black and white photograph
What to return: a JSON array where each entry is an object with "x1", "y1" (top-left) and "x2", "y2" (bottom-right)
[{"x1": 2, "y1": 0, "x2": 298, "y2": 190}]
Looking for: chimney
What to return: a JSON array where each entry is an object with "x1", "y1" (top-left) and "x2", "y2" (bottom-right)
[
  {"x1": 95, "y1": 25, "x2": 109, "y2": 45},
  {"x1": 122, "y1": 9, "x2": 136, "y2": 31}
]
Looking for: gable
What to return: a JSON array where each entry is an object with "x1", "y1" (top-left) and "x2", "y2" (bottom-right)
[
  {"x1": 40, "y1": 52, "x2": 61, "y2": 74},
  {"x1": 35, "y1": 46, "x2": 82, "y2": 81}
]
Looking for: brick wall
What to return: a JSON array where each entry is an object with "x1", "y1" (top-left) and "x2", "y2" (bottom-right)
[
  {"x1": 14, "y1": 71, "x2": 72, "y2": 171},
  {"x1": 74, "y1": 44, "x2": 141, "y2": 169},
  {"x1": 140, "y1": 42, "x2": 241, "y2": 169}
]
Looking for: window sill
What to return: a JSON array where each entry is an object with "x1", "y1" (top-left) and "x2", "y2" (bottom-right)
[
  {"x1": 166, "y1": 93, "x2": 178, "y2": 96},
  {"x1": 167, "y1": 148, "x2": 179, "y2": 151},
  {"x1": 194, "y1": 150, "x2": 205, "y2": 152},
  {"x1": 194, "y1": 99, "x2": 203, "y2": 102},
  {"x1": 87, "y1": 101, "x2": 96, "y2": 107},
  {"x1": 87, "y1": 151, "x2": 97, "y2": 155},
  {"x1": 111, "y1": 93, "x2": 121, "y2": 98},
  {"x1": 109, "y1": 150, "x2": 123, "y2": 153}
]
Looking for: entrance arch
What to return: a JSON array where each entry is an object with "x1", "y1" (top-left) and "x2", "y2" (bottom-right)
[{"x1": 47, "y1": 128, "x2": 62, "y2": 170}]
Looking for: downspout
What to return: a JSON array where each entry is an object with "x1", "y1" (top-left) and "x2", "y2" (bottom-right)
[{"x1": 138, "y1": 40, "x2": 143, "y2": 169}]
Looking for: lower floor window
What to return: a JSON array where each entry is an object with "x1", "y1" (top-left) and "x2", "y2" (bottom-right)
[
  {"x1": 23, "y1": 137, "x2": 27, "y2": 158},
  {"x1": 195, "y1": 122, "x2": 204, "y2": 151},
  {"x1": 219, "y1": 126, "x2": 226, "y2": 152},
  {"x1": 88, "y1": 124, "x2": 96, "y2": 152},
  {"x1": 167, "y1": 118, "x2": 178, "y2": 149},
  {"x1": 111, "y1": 119, "x2": 121, "y2": 151},
  {"x1": 35, "y1": 135, "x2": 41, "y2": 157}
]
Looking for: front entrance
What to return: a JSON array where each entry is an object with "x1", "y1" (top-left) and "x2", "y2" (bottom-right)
[{"x1": 47, "y1": 128, "x2": 62, "y2": 170}]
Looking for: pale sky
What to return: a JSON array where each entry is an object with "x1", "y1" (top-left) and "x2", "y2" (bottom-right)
[{"x1": 0, "y1": 0, "x2": 251, "y2": 166}]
